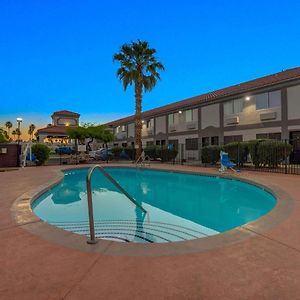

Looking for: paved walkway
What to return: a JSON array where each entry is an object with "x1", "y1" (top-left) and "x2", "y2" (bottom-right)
[{"x1": 0, "y1": 164, "x2": 299, "y2": 299}]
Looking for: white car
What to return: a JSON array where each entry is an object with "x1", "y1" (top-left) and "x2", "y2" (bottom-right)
[{"x1": 88, "y1": 148, "x2": 105, "y2": 160}]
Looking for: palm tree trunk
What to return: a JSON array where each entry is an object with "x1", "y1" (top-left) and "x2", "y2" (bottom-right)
[{"x1": 134, "y1": 73, "x2": 143, "y2": 160}]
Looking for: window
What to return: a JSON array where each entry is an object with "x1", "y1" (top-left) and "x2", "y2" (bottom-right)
[
  {"x1": 256, "y1": 90, "x2": 281, "y2": 110},
  {"x1": 168, "y1": 114, "x2": 174, "y2": 125},
  {"x1": 186, "y1": 138, "x2": 198, "y2": 150},
  {"x1": 224, "y1": 135, "x2": 243, "y2": 144},
  {"x1": 211, "y1": 136, "x2": 219, "y2": 145},
  {"x1": 202, "y1": 137, "x2": 210, "y2": 147},
  {"x1": 121, "y1": 125, "x2": 126, "y2": 132},
  {"x1": 185, "y1": 110, "x2": 193, "y2": 122},
  {"x1": 168, "y1": 139, "x2": 179, "y2": 150},
  {"x1": 168, "y1": 113, "x2": 178, "y2": 125},
  {"x1": 122, "y1": 143, "x2": 127, "y2": 147},
  {"x1": 256, "y1": 133, "x2": 281, "y2": 140},
  {"x1": 146, "y1": 120, "x2": 152, "y2": 128},
  {"x1": 224, "y1": 99, "x2": 243, "y2": 115}
]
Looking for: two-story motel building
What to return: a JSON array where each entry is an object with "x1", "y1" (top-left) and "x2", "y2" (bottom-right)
[{"x1": 106, "y1": 67, "x2": 300, "y2": 161}]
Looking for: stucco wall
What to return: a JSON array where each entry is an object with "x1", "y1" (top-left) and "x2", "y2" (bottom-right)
[
  {"x1": 128, "y1": 123, "x2": 135, "y2": 138},
  {"x1": 155, "y1": 116, "x2": 166, "y2": 134},
  {"x1": 201, "y1": 104, "x2": 220, "y2": 129},
  {"x1": 287, "y1": 84, "x2": 300, "y2": 120},
  {"x1": 224, "y1": 126, "x2": 282, "y2": 141}
]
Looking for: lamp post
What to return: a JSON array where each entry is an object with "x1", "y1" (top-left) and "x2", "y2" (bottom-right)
[{"x1": 16, "y1": 117, "x2": 23, "y2": 145}]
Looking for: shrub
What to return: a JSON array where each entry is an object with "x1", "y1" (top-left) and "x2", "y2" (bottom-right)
[
  {"x1": 256, "y1": 140, "x2": 293, "y2": 167},
  {"x1": 201, "y1": 145, "x2": 221, "y2": 164},
  {"x1": 111, "y1": 146, "x2": 123, "y2": 158},
  {"x1": 31, "y1": 143, "x2": 50, "y2": 165},
  {"x1": 223, "y1": 141, "x2": 248, "y2": 166},
  {"x1": 144, "y1": 145, "x2": 178, "y2": 162},
  {"x1": 144, "y1": 145, "x2": 159, "y2": 159},
  {"x1": 123, "y1": 147, "x2": 136, "y2": 160},
  {"x1": 246, "y1": 139, "x2": 262, "y2": 167}
]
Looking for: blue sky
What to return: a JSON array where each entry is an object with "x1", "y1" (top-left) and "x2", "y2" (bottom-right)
[{"x1": 1, "y1": 0, "x2": 300, "y2": 130}]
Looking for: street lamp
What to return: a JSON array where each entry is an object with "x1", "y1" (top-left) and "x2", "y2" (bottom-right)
[{"x1": 16, "y1": 117, "x2": 23, "y2": 144}]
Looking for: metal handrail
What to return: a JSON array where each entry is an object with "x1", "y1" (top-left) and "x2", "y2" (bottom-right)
[
  {"x1": 86, "y1": 165, "x2": 147, "y2": 244},
  {"x1": 136, "y1": 153, "x2": 151, "y2": 167}
]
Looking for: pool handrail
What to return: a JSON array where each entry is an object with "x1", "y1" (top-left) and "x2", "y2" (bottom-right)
[
  {"x1": 135, "y1": 153, "x2": 151, "y2": 167},
  {"x1": 86, "y1": 164, "x2": 147, "y2": 244}
]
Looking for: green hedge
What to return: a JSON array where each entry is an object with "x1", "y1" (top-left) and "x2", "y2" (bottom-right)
[
  {"x1": 32, "y1": 143, "x2": 50, "y2": 166},
  {"x1": 144, "y1": 145, "x2": 178, "y2": 162},
  {"x1": 123, "y1": 147, "x2": 136, "y2": 160},
  {"x1": 201, "y1": 145, "x2": 221, "y2": 164},
  {"x1": 256, "y1": 140, "x2": 293, "y2": 167},
  {"x1": 201, "y1": 140, "x2": 293, "y2": 168},
  {"x1": 223, "y1": 141, "x2": 248, "y2": 166},
  {"x1": 111, "y1": 146, "x2": 123, "y2": 158}
]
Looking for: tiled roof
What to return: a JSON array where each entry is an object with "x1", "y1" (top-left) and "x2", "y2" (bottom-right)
[
  {"x1": 36, "y1": 125, "x2": 70, "y2": 135},
  {"x1": 106, "y1": 67, "x2": 300, "y2": 126},
  {"x1": 52, "y1": 110, "x2": 80, "y2": 117}
]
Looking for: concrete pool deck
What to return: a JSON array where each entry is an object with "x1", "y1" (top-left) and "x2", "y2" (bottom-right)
[{"x1": 1, "y1": 163, "x2": 300, "y2": 299}]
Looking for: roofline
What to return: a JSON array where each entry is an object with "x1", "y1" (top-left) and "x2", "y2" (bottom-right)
[{"x1": 105, "y1": 67, "x2": 300, "y2": 126}]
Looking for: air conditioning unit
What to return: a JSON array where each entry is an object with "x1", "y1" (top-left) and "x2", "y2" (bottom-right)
[
  {"x1": 186, "y1": 122, "x2": 196, "y2": 130},
  {"x1": 169, "y1": 125, "x2": 176, "y2": 132},
  {"x1": 225, "y1": 116, "x2": 239, "y2": 125},
  {"x1": 260, "y1": 112, "x2": 277, "y2": 121}
]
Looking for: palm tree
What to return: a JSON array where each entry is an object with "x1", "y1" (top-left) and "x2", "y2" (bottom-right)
[
  {"x1": 113, "y1": 40, "x2": 164, "y2": 159},
  {"x1": 12, "y1": 130, "x2": 17, "y2": 140},
  {"x1": 28, "y1": 124, "x2": 36, "y2": 141},
  {"x1": 5, "y1": 121, "x2": 13, "y2": 136},
  {"x1": 15, "y1": 128, "x2": 21, "y2": 142}
]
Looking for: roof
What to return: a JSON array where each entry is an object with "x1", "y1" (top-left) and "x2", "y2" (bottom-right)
[
  {"x1": 36, "y1": 125, "x2": 70, "y2": 135},
  {"x1": 52, "y1": 110, "x2": 80, "y2": 117},
  {"x1": 106, "y1": 67, "x2": 300, "y2": 126}
]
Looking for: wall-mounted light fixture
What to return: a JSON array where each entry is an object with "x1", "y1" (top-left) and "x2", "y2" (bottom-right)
[
  {"x1": 245, "y1": 96, "x2": 251, "y2": 101},
  {"x1": 178, "y1": 110, "x2": 183, "y2": 114}
]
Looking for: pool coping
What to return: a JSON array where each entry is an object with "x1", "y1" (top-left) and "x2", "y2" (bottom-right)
[{"x1": 11, "y1": 164, "x2": 295, "y2": 256}]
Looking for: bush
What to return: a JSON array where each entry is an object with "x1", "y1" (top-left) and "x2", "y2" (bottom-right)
[
  {"x1": 247, "y1": 140, "x2": 262, "y2": 167},
  {"x1": 144, "y1": 145, "x2": 159, "y2": 159},
  {"x1": 223, "y1": 141, "x2": 248, "y2": 166},
  {"x1": 123, "y1": 147, "x2": 136, "y2": 160},
  {"x1": 256, "y1": 140, "x2": 293, "y2": 167},
  {"x1": 201, "y1": 145, "x2": 221, "y2": 164},
  {"x1": 144, "y1": 145, "x2": 178, "y2": 162},
  {"x1": 111, "y1": 146, "x2": 123, "y2": 158},
  {"x1": 31, "y1": 143, "x2": 50, "y2": 165}
]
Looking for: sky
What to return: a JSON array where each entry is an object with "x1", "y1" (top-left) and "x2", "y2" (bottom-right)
[{"x1": 1, "y1": 0, "x2": 300, "y2": 136}]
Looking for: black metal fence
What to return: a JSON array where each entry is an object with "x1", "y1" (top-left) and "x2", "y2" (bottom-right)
[{"x1": 160, "y1": 138, "x2": 300, "y2": 175}]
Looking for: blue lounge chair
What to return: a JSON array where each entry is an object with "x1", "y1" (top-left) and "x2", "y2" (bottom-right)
[{"x1": 219, "y1": 151, "x2": 238, "y2": 173}]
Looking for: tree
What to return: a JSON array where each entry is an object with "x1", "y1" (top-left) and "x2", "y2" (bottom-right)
[
  {"x1": 66, "y1": 125, "x2": 114, "y2": 151},
  {"x1": 66, "y1": 126, "x2": 87, "y2": 150},
  {"x1": 28, "y1": 124, "x2": 36, "y2": 141},
  {"x1": 5, "y1": 121, "x2": 12, "y2": 136},
  {"x1": 15, "y1": 128, "x2": 21, "y2": 141},
  {"x1": 31, "y1": 144, "x2": 51, "y2": 165},
  {"x1": 12, "y1": 130, "x2": 17, "y2": 140},
  {"x1": 0, "y1": 128, "x2": 8, "y2": 143},
  {"x1": 113, "y1": 40, "x2": 164, "y2": 159}
]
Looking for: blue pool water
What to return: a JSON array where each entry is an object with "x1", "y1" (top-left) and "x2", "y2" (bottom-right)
[{"x1": 32, "y1": 167, "x2": 276, "y2": 243}]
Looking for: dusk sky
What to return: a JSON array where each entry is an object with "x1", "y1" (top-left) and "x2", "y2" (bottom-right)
[{"x1": 1, "y1": 0, "x2": 300, "y2": 132}]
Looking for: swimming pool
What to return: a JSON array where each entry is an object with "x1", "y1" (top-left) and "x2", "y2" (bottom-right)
[{"x1": 32, "y1": 167, "x2": 276, "y2": 243}]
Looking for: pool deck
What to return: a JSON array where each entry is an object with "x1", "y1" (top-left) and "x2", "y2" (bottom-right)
[{"x1": 1, "y1": 163, "x2": 300, "y2": 299}]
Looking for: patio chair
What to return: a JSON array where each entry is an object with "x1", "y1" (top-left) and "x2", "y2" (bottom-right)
[{"x1": 219, "y1": 151, "x2": 239, "y2": 173}]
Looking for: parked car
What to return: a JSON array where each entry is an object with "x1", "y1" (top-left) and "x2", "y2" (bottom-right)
[
  {"x1": 95, "y1": 148, "x2": 113, "y2": 161},
  {"x1": 55, "y1": 146, "x2": 76, "y2": 155}
]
